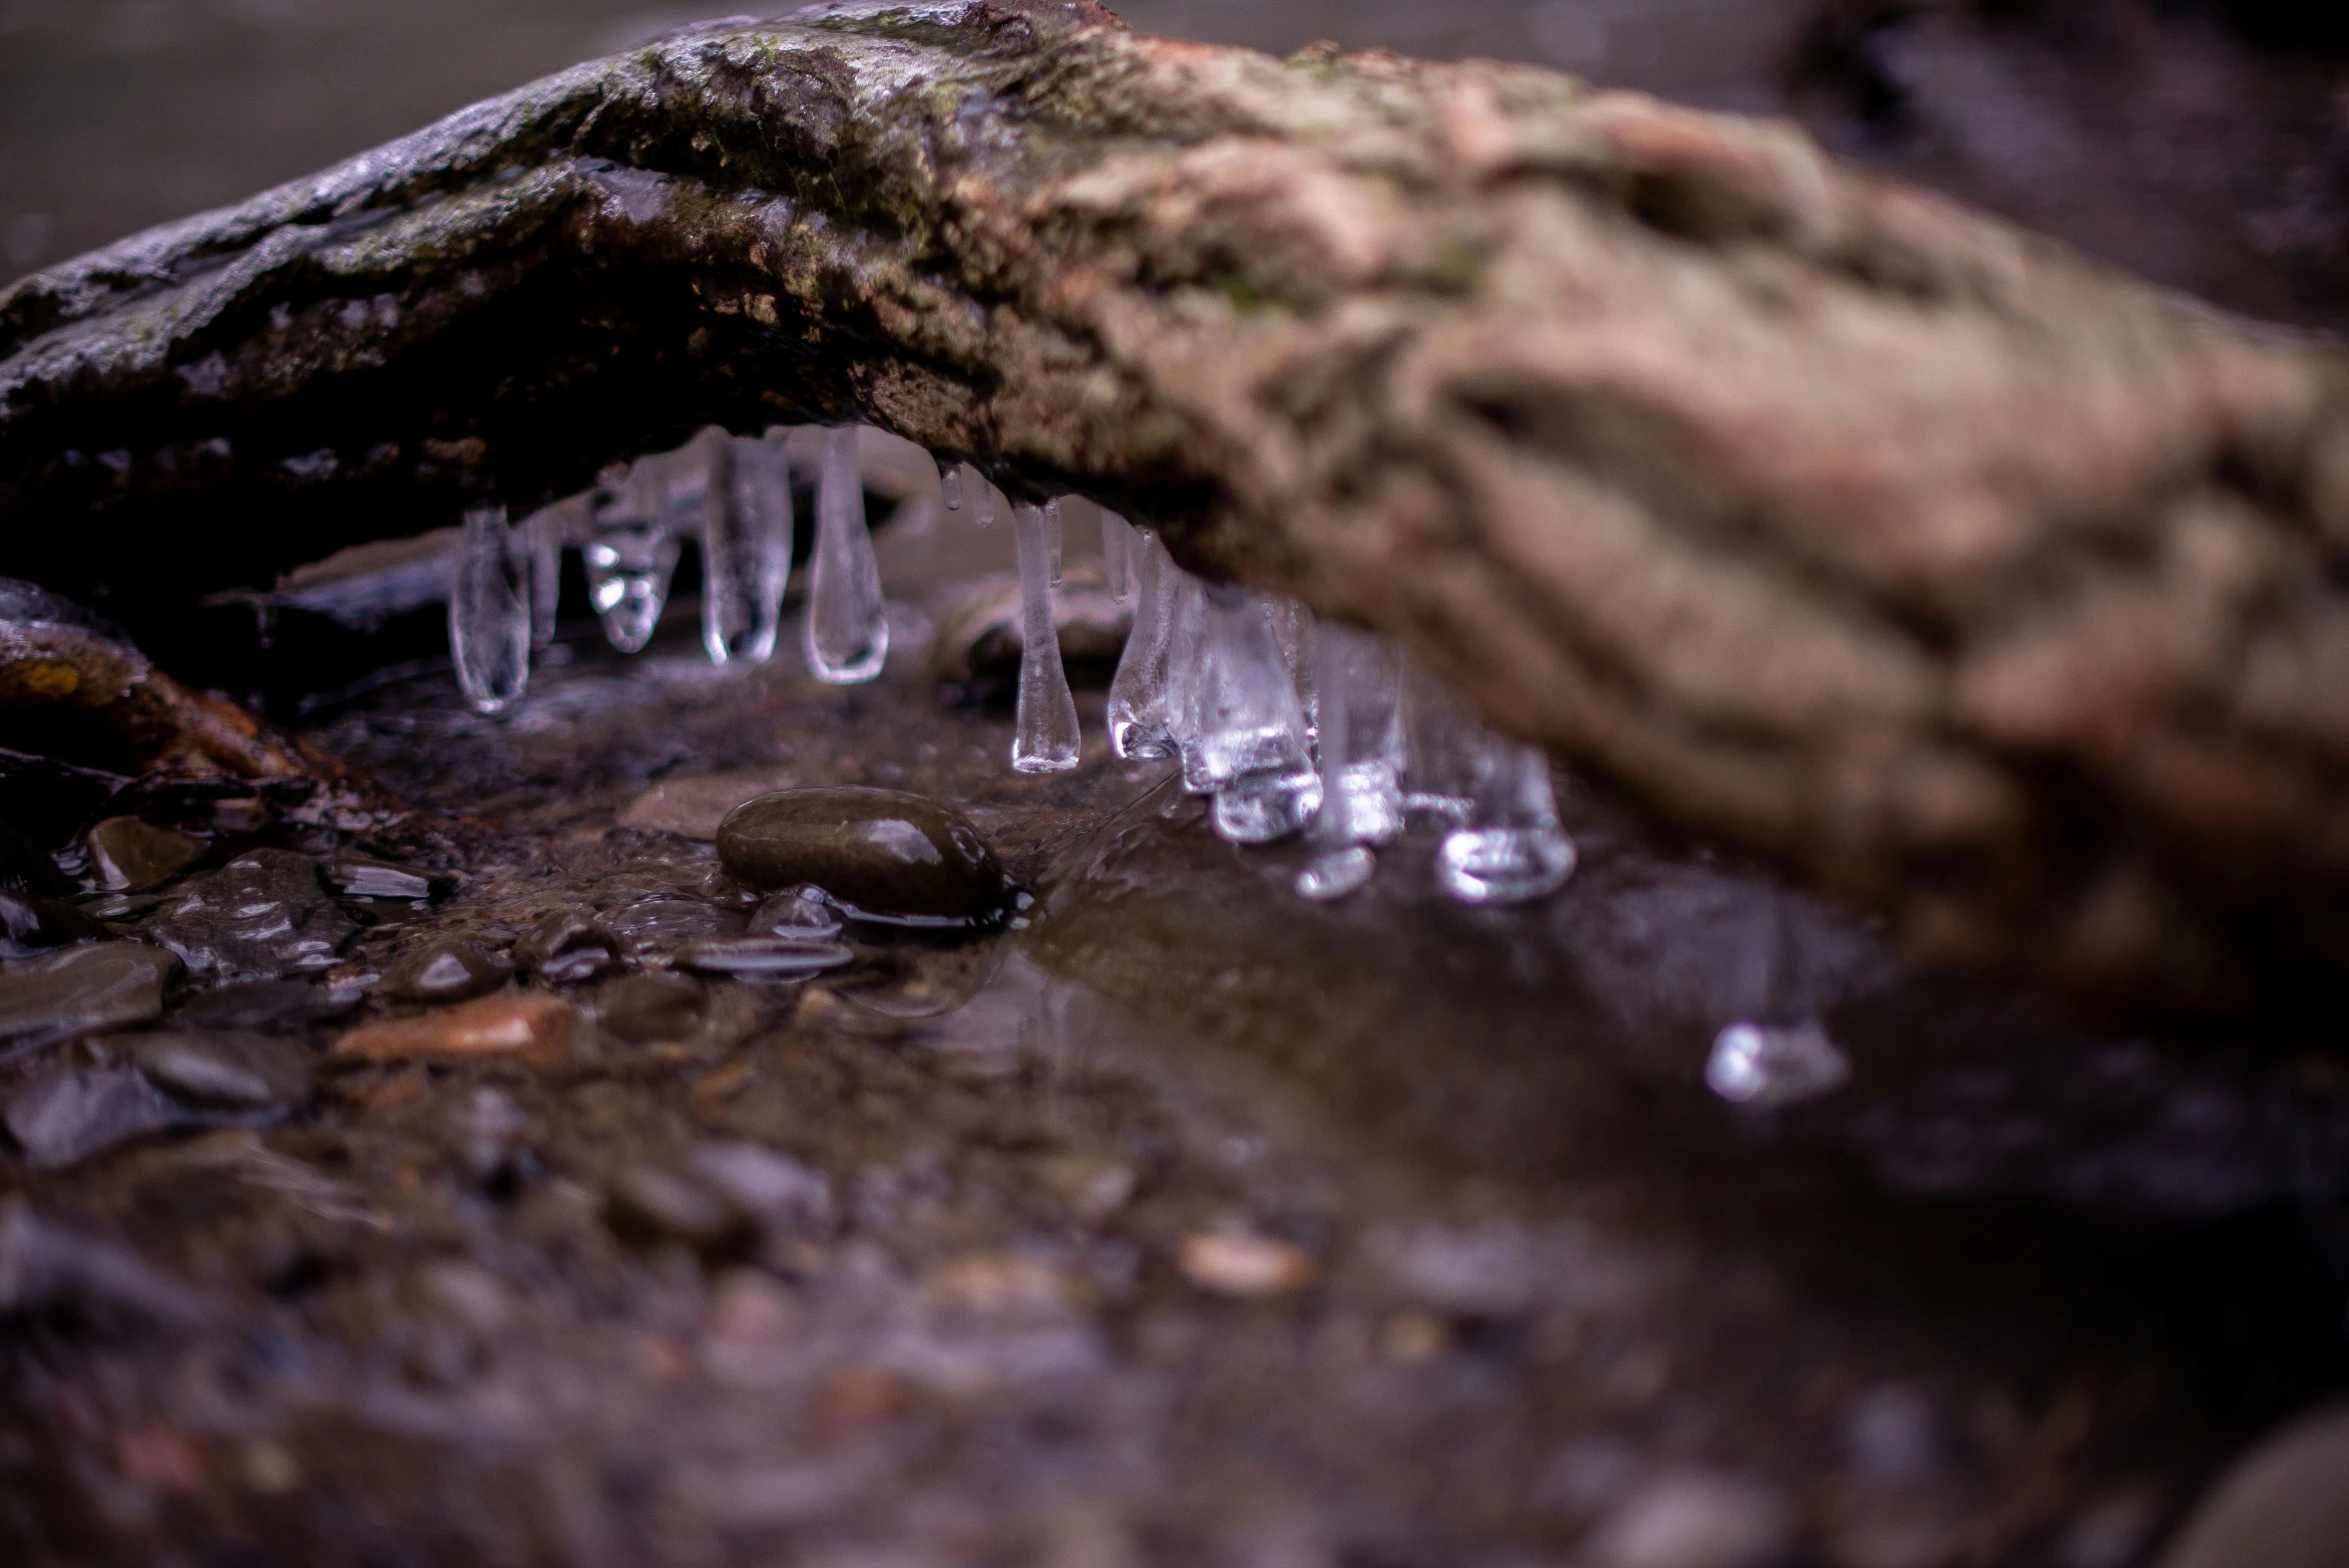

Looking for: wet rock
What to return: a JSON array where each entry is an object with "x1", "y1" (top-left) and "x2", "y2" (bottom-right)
[
  {"x1": 0, "y1": 753, "x2": 128, "y2": 859},
  {"x1": 380, "y1": 939, "x2": 508, "y2": 1002},
  {"x1": 748, "y1": 888, "x2": 844, "y2": 939},
  {"x1": 172, "y1": 979, "x2": 357, "y2": 1034},
  {"x1": 1177, "y1": 1231, "x2": 1317, "y2": 1298},
  {"x1": 2159, "y1": 1404, "x2": 2349, "y2": 1568},
  {"x1": 604, "y1": 1164, "x2": 757, "y2": 1261},
  {"x1": 1587, "y1": 1471, "x2": 1790, "y2": 1568},
  {"x1": 93, "y1": 774, "x2": 282, "y2": 840},
  {"x1": 593, "y1": 973, "x2": 708, "y2": 1043},
  {"x1": 714, "y1": 787, "x2": 1009, "y2": 925},
  {"x1": 5, "y1": 1064, "x2": 179, "y2": 1169},
  {"x1": 672, "y1": 936, "x2": 856, "y2": 981},
  {"x1": 146, "y1": 850, "x2": 355, "y2": 982},
  {"x1": 85, "y1": 816, "x2": 205, "y2": 892},
  {"x1": 126, "y1": 1031, "x2": 312, "y2": 1110},
  {"x1": 0, "y1": 818, "x2": 75, "y2": 897},
  {"x1": 685, "y1": 1140, "x2": 833, "y2": 1230},
  {"x1": 603, "y1": 898, "x2": 741, "y2": 959},
  {"x1": 0, "y1": 1196, "x2": 208, "y2": 1323},
  {"x1": 0, "y1": 888, "x2": 108, "y2": 958},
  {"x1": 76, "y1": 891, "x2": 162, "y2": 922},
  {"x1": 320, "y1": 853, "x2": 451, "y2": 902},
  {"x1": 332, "y1": 993, "x2": 586, "y2": 1069},
  {"x1": 618, "y1": 767, "x2": 800, "y2": 841},
  {"x1": 515, "y1": 910, "x2": 623, "y2": 986},
  {"x1": 0, "y1": 942, "x2": 177, "y2": 1056},
  {"x1": 1036, "y1": 1152, "x2": 1138, "y2": 1224}
]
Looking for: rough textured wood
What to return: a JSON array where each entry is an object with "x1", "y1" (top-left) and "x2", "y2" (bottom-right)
[{"x1": 4, "y1": 0, "x2": 2347, "y2": 1016}]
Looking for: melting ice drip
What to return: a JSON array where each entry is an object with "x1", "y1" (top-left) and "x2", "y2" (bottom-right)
[
  {"x1": 1010, "y1": 501, "x2": 1081, "y2": 773},
  {"x1": 449, "y1": 504, "x2": 532, "y2": 714},
  {"x1": 805, "y1": 426, "x2": 889, "y2": 683}
]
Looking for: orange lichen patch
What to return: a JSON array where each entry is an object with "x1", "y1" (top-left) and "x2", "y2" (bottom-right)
[{"x1": 334, "y1": 993, "x2": 587, "y2": 1070}]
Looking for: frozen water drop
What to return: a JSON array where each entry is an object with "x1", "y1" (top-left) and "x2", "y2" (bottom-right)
[
  {"x1": 1435, "y1": 736, "x2": 1576, "y2": 904},
  {"x1": 1309, "y1": 620, "x2": 1406, "y2": 856},
  {"x1": 1101, "y1": 510, "x2": 1133, "y2": 604},
  {"x1": 939, "y1": 458, "x2": 963, "y2": 511},
  {"x1": 582, "y1": 463, "x2": 681, "y2": 654},
  {"x1": 1010, "y1": 501, "x2": 1082, "y2": 773},
  {"x1": 449, "y1": 503, "x2": 532, "y2": 714},
  {"x1": 704, "y1": 431, "x2": 793, "y2": 665},
  {"x1": 804, "y1": 425, "x2": 888, "y2": 683},
  {"x1": 1295, "y1": 846, "x2": 1375, "y2": 902},
  {"x1": 1705, "y1": 1019, "x2": 1849, "y2": 1108},
  {"x1": 974, "y1": 482, "x2": 996, "y2": 529},
  {"x1": 521, "y1": 501, "x2": 565, "y2": 649},
  {"x1": 1043, "y1": 497, "x2": 1064, "y2": 587},
  {"x1": 1175, "y1": 585, "x2": 1321, "y2": 842},
  {"x1": 1107, "y1": 529, "x2": 1179, "y2": 760}
]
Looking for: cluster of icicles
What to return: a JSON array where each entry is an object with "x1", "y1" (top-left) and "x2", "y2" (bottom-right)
[{"x1": 448, "y1": 425, "x2": 1576, "y2": 908}]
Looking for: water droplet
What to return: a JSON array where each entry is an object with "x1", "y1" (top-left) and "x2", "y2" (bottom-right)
[
  {"x1": 938, "y1": 458, "x2": 963, "y2": 511},
  {"x1": 804, "y1": 425, "x2": 888, "y2": 683},
  {"x1": 1295, "y1": 845, "x2": 1375, "y2": 902},
  {"x1": 1704, "y1": 1019, "x2": 1849, "y2": 1108},
  {"x1": 704, "y1": 430, "x2": 793, "y2": 665},
  {"x1": 1011, "y1": 501, "x2": 1082, "y2": 774},
  {"x1": 449, "y1": 504, "x2": 532, "y2": 713},
  {"x1": 1101, "y1": 510, "x2": 1134, "y2": 603},
  {"x1": 974, "y1": 480, "x2": 996, "y2": 529},
  {"x1": 1435, "y1": 736, "x2": 1576, "y2": 904}
]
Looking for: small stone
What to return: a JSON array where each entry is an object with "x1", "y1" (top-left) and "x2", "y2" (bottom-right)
[
  {"x1": 1177, "y1": 1231, "x2": 1316, "y2": 1298},
  {"x1": 604, "y1": 1165, "x2": 756, "y2": 1261},
  {"x1": 593, "y1": 972, "x2": 708, "y2": 1043},
  {"x1": 926, "y1": 1252, "x2": 1082, "y2": 1321},
  {"x1": 145, "y1": 850, "x2": 356, "y2": 982},
  {"x1": 617, "y1": 766, "x2": 800, "y2": 841},
  {"x1": 672, "y1": 936, "x2": 856, "y2": 981},
  {"x1": 333, "y1": 993, "x2": 586, "y2": 1070},
  {"x1": 125, "y1": 1031, "x2": 312, "y2": 1110},
  {"x1": 603, "y1": 897, "x2": 741, "y2": 958},
  {"x1": 515, "y1": 910, "x2": 623, "y2": 986},
  {"x1": 714, "y1": 787, "x2": 1009, "y2": 925},
  {"x1": 0, "y1": 888, "x2": 108, "y2": 958},
  {"x1": 85, "y1": 817, "x2": 205, "y2": 892},
  {"x1": 1589, "y1": 1471, "x2": 1790, "y2": 1568},
  {"x1": 380, "y1": 939, "x2": 508, "y2": 1002},
  {"x1": 172, "y1": 979, "x2": 356, "y2": 1034},
  {"x1": 0, "y1": 819, "x2": 74, "y2": 898},
  {"x1": 2160, "y1": 1403, "x2": 2349, "y2": 1568},
  {"x1": 0, "y1": 942, "x2": 178, "y2": 1056},
  {"x1": 5, "y1": 1064, "x2": 179, "y2": 1169},
  {"x1": 321, "y1": 853, "x2": 451, "y2": 902},
  {"x1": 1036, "y1": 1152, "x2": 1137, "y2": 1224},
  {"x1": 686, "y1": 1140, "x2": 833, "y2": 1228}
]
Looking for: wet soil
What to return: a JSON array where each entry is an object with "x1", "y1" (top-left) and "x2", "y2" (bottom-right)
[{"x1": 4, "y1": 505, "x2": 2348, "y2": 1565}]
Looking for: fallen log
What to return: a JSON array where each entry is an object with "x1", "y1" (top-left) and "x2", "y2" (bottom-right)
[{"x1": 3, "y1": 0, "x2": 2346, "y2": 1017}]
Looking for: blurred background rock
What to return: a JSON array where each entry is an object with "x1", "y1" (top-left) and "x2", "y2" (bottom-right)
[{"x1": 4, "y1": 0, "x2": 2347, "y2": 325}]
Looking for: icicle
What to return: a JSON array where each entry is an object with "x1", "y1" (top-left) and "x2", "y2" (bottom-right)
[
  {"x1": 1038, "y1": 497, "x2": 1062, "y2": 587},
  {"x1": 1435, "y1": 733, "x2": 1577, "y2": 904},
  {"x1": 938, "y1": 458, "x2": 963, "y2": 512},
  {"x1": 520, "y1": 500, "x2": 565, "y2": 649},
  {"x1": 1010, "y1": 501, "x2": 1082, "y2": 773},
  {"x1": 1107, "y1": 530, "x2": 1180, "y2": 759},
  {"x1": 449, "y1": 504, "x2": 532, "y2": 714},
  {"x1": 1100, "y1": 510, "x2": 1133, "y2": 604},
  {"x1": 704, "y1": 433, "x2": 794, "y2": 664},
  {"x1": 804, "y1": 425, "x2": 889, "y2": 683},
  {"x1": 974, "y1": 481, "x2": 996, "y2": 529},
  {"x1": 1293, "y1": 620, "x2": 1406, "y2": 901},
  {"x1": 1161, "y1": 567, "x2": 1210, "y2": 780},
  {"x1": 1176, "y1": 584, "x2": 1322, "y2": 843},
  {"x1": 1400, "y1": 666, "x2": 1482, "y2": 822},
  {"x1": 582, "y1": 463, "x2": 681, "y2": 654},
  {"x1": 1265, "y1": 595, "x2": 1315, "y2": 744}
]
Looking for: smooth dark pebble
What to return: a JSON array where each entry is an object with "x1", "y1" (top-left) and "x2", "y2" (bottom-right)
[
  {"x1": 593, "y1": 973, "x2": 709, "y2": 1043},
  {"x1": 125, "y1": 1030, "x2": 312, "y2": 1109},
  {"x1": 672, "y1": 937, "x2": 856, "y2": 981},
  {"x1": 516, "y1": 911, "x2": 623, "y2": 986},
  {"x1": 0, "y1": 888, "x2": 109, "y2": 958},
  {"x1": 5, "y1": 1064, "x2": 179, "y2": 1170},
  {"x1": 604, "y1": 1165, "x2": 756, "y2": 1261},
  {"x1": 322, "y1": 853, "x2": 452, "y2": 902},
  {"x1": 145, "y1": 850, "x2": 356, "y2": 982},
  {"x1": 0, "y1": 943, "x2": 178, "y2": 1055},
  {"x1": 714, "y1": 787, "x2": 1008, "y2": 924},
  {"x1": 603, "y1": 898, "x2": 742, "y2": 958},
  {"x1": 173, "y1": 979, "x2": 357, "y2": 1034},
  {"x1": 86, "y1": 817, "x2": 205, "y2": 892},
  {"x1": 381, "y1": 939, "x2": 509, "y2": 1002}
]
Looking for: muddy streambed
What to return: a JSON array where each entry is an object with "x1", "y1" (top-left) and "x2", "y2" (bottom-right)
[{"x1": 3, "y1": 468, "x2": 2347, "y2": 1566}]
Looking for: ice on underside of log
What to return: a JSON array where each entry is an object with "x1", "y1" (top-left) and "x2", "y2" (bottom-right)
[
  {"x1": 704, "y1": 430, "x2": 792, "y2": 666},
  {"x1": 1100, "y1": 510, "x2": 1133, "y2": 604},
  {"x1": 938, "y1": 459, "x2": 963, "y2": 513},
  {"x1": 1107, "y1": 528, "x2": 1178, "y2": 761},
  {"x1": 804, "y1": 425, "x2": 888, "y2": 684},
  {"x1": 583, "y1": 461, "x2": 682, "y2": 655},
  {"x1": 449, "y1": 504, "x2": 533, "y2": 714},
  {"x1": 1435, "y1": 733, "x2": 1578, "y2": 905},
  {"x1": 1043, "y1": 498, "x2": 1064, "y2": 588},
  {"x1": 1169, "y1": 583, "x2": 1322, "y2": 845},
  {"x1": 1010, "y1": 500, "x2": 1082, "y2": 774}
]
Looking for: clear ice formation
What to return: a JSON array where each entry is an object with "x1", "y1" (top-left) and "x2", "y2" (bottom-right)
[
  {"x1": 1295, "y1": 845, "x2": 1376, "y2": 902},
  {"x1": 974, "y1": 481, "x2": 996, "y2": 529},
  {"x1": 582, "y1": 464, "x2": 683, "y2": 655},
  {"x1": 1704, "y1": 1019, "x2": 1851, "y2": 1108},
  {"x1": 1106, "y1": 528, "x2": 1179, "y2": 760},
  {"x1": 939, "y1": 458, "x2": 963, "y2": 512},
  {"x1": 449, "y1": 504, "x2": 533, "y2": 714},
  {"x1": 1435, "y1": 735, "x2": 1578, "y2": 904},
  {"x1": 1101, "y1": 510, "x2": 1133, "y2": 604},
  {"x1": 522, "y1": 501, "x2": 566, "y2": 649},
  {"x1": 1010, "y1": 501, "x2": 1083, "y2": 774},
  {"x1": 1310, "y1": 620, "x2": 1407, "y2": 848},
  {"x1": 704, "y1": 430, "x2": 793, "y2": 665},
  {"x1": 1043, "y1": 497, "x2": 1064, "y2": 587},
  {"x1": 805, "y1": 425, "x2": 889, "y2": 684},
  {"x1": 1174, "y1": 584, "x2": 1322, "y2": 844}
]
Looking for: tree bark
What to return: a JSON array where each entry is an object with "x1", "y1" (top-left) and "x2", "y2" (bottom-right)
[{"x1": 4, "y1": 0, "x2": 2347, "y2": 1017}]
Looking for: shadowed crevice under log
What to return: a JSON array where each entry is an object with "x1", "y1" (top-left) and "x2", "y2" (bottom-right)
[{"x1": 4, "y1": 0, "x2": 2348, "y2": 1018}]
